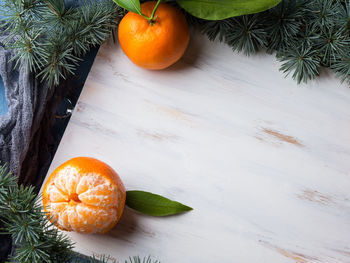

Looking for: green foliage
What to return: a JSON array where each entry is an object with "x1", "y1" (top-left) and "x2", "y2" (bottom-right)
[
  {"x1": 199, "y1": 0, "x2": 350, "y2": 85},
  {"x1": 277, "y1": 45, "x2": 321, "y2": 84},
  {"x1": 125, "y1": 256, "x2": 160, "y2": 263},
  {"x1": 113, "y1": 0, "x2": 141, "y2": 15},
  {"x1": 113, "y1": 0, "x2": 281, "y2": 20},
  {"x1": 1, "y1": 0, "x2": 349, "y2": 87},
  {"x1": 126, "y1": 190, "x2": 193, "y2": 216},
  {"x1": 0, "y1": 0, "x2": 125, "y2": 87},
  {"x1": 225, "y1": 15, "x2": 267, "y2": 56},
  {"x1": 0, "y1": 164, "x2": 74, "y2": 263},
  {"x1": 331, "y1": 53, "x2": 350, "y2": 85},
  {"x1": 176, "y1": 0, "x2": 281, "y2": 20}
]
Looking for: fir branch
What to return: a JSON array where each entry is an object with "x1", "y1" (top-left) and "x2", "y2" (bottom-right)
[
  {"x1": 264, "y1": 0, "x2": 307, "y2": 52},
  {"x1": 308, "y1": 0, "x2": 341, "y2": 30},
  {"x1": 338, "y1": 1, "x2": 350, "y2": 34},
  {"x1": 331, "y1": 52, "x2": 350, "y2": 84},
  {"x1": 125, "y1": 256, "x2": 160, "y2": 263},
  {"x1": 193, "y1": 0, "x2": 350, "y2": 86},
  {"x1": 87, "y1": 255, "x2": 117, "y2": 263},
  {"x1": 37, "y1": 38, "x2": 80, "y2": 86},
  {"x1": 225, "y1": 14, "x2": 267, "y2": 56},
  {"x1": 200, "y1": 19, "x2": 234, "y2": 42},
  {"x1": 41, "y1": 0, "x2": 74, "y2": 30},
  {"x1": 1, "y1": 0, "x2": 350, "y2": 87},
  {"x1": 316, "y1": 27, "x2": 350, "y2": 66},
  {"x1": 277, "y1": 45, "x2": 321, "y2": 84},
  {"x1": 9, "y1": 29, "x2": 45, "y2": 72},
  {"x1": 0, "y1": 164, "x2": 74, "y2": 263},
  {"x1": 0, "y1": 0, "x2": 124, "y2": 87}
]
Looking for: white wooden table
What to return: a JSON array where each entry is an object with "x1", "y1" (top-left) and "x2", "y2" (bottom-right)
[{"x1": 42, "y1": 32, "x2": 350, "y2": 263}]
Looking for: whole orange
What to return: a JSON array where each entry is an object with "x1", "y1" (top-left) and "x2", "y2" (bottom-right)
[
  {"x1": 118, "y1": 1, "x2": 190, "y2": 69},
  {"x1": 42, "y1": 157, "x2": 126, "y2": 234}
]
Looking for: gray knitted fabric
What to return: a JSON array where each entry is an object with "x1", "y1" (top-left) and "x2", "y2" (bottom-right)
[
  {"x1": 0, "y1": 30, "x2": 51, "y2": 178},
  {"x1": 0, "y1": 24, "x2": 90, "y2": 261},
  {"x1": 0, "y1": 27, "x2": 52, "y2": 262}
]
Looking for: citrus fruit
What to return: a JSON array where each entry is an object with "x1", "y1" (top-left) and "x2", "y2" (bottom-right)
[
  {"x1": 42, "y1": 157, "x2": 126, "y2": 234},
  {"x1": 118, "y1": 1, "x2": 190, "y2": 70}
]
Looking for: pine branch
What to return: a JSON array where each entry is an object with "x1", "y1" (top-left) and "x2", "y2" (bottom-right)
[
  {"x1": 125, "y1": 256, "x2": 160, "y2": 263},
  {"x1": 200, "y1": 19, "x2": 234, "y2": 42},
  {"x1": 1, "y1": 0, "x2": 350, "y2": 87},
  {"x1": 194, "y1": 0, "x2": 350, "y2": 86},
  {"x1": 264, "y1": 0, "x2": 308, "y2": 52},
  {"x1": 338, "y1": 1, "x2": 350, "y2": 34},
  {"x1": 277, "y1": 45, "x2": 321, "y2": 84},
  {"x1": 331, "y1": 52, "x2": 350, "y2": 84},
  {"x1": 224, "y1": 14, "x2": 267, "y2": 56},
  {"x1": 316, "y1": 27, "x2": 350, "y2": 66},
  {"x1": 308, "y1": 0, "x2": 341, "y2": 30},
  {"x1": 0, "y1": 0, "x2": 124, "y2": 87},
  {"x1": 0, "y1": 164, "x2": 74, "y2": 263}
]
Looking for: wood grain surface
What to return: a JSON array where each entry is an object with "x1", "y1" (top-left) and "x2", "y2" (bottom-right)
[{"x1": 41, "y1": 32, "x2": 350, "y2": 263}]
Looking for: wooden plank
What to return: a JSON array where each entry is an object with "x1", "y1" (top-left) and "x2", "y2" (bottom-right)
[{"x1": 42, "y1": 32, "x2": 350, "y2": 263}]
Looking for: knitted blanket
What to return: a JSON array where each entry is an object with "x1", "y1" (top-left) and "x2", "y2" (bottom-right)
[
  {"x1": 0, "y1": 38, "x2": 52, "y2": 180},
  {"x1": 0, "y1": 27, "x2": 57, "y2": 262}
]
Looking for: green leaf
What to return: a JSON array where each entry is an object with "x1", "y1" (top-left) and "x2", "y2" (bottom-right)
[
  {"x1": 126, "y1": 190, "x2": 193, "y2": 216},
  {"x1": 176, "y1": 0, "x2": 282, "y2": 20},
  {"x1": 112, "y1": 0, "x2": 141, "y2": 14}
]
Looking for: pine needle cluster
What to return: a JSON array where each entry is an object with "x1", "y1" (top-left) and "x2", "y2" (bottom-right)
[
  {"x1": 0, "y1": 164, "x2": 160, "y2": 263},
  {"x1": 199, "y1": 0, "x2": 350, "y2": 85},
  {"x1": 1, "y1": 0, "x2": 349, "y2": 87},
  {"x1": 0, "y1": 164, "x2": 73, "y2": 262},
  {"x1": 0, "y1": 0, "x2": 125, "y2": 86}
]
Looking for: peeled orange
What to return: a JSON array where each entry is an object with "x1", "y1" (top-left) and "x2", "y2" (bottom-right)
[
  {"x1": 42, "y1": 157, "x2": 126, "y2": 234},
  {"x1": 118, "y1": 1, "x2": 190, "y2": 69}
]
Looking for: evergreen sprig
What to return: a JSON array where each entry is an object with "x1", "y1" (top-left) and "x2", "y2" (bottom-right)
[
  {"x1": 199, "y1": 0, "x2": 350, "y2": 85},
  {"x1": 331, "y1": 53, "x2": 350, "y2": 84},
  {"x1": 1, "y1": 0, "x2": 349, "y2": 87},
  {"x1": 277, "y1": 45, "x2": 321, "y2": 84},
  {"x1": 0, "y1": 0, "x2": 125, "y2": 87},
  {"x1": 124, "y1": 256, "x2": 160, "y2": 263},
  {"x1": 0, "y1": 164, "x2": 74, "y2": 263}
]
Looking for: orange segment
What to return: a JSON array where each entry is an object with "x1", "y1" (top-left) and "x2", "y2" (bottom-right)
[
  {"x1": 53, "y1": 166, "x2": 80, "y2": 195},
  {"x1": 47, "y1": 184, "x2": 68, "y2": 203},
  {"x1": 76, "y1": 173, "x2": 106, "y2": 195},
  {"x1": 49, "y1": 202, "x2": 67, "y2": 223},
  {"x1": 73, "y1": 204, "x2": 117, "y2": 233},
  {"x1": 78, "y1": 183, "x2": 118, "y2": 208},
  {"x1": 42, "y1": 157, "x2": 126, "y2": 234}
]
